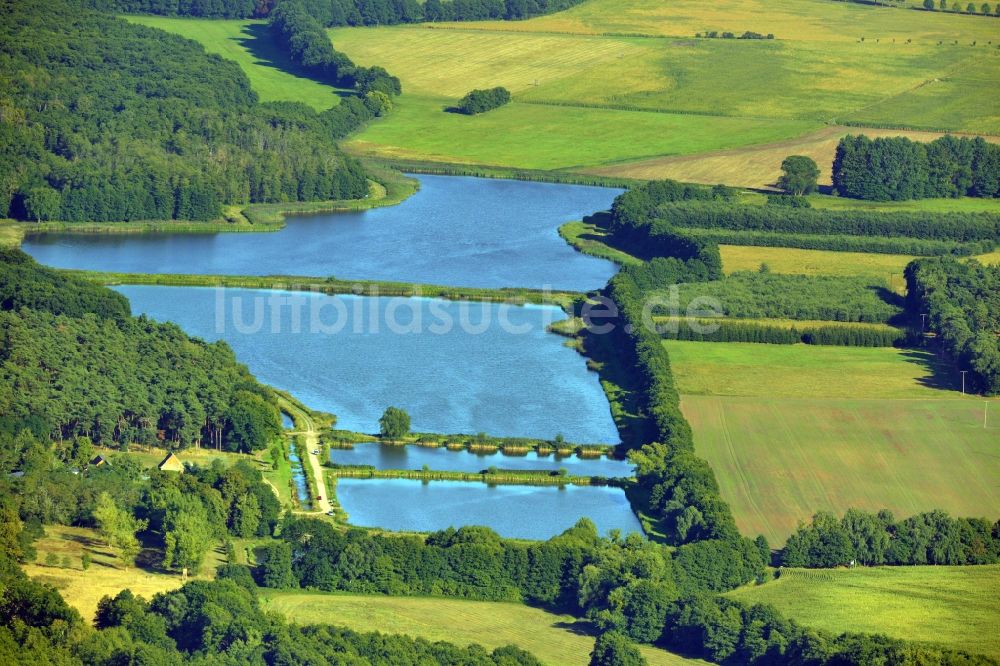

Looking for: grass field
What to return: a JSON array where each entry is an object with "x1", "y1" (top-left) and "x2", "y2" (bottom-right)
[
  {"x1": 127, "y1": 2, "x2": 999, "y2": 181},
  {"x1": 455, "y1": 0, "x2": 1000, "y2": 44},
  {"x1": 347, "y1": 95, "x2": 818, "y2": 170},
  {"x1": 663, "y1": 341, "x2": 1000, "y2": 541},
  {"x1": 326, "y1": 0, "x2": 999, "y2": 176},
  {"x1": 22, "y1": 525, "x2": 217, "y2": 623},
  {"x1": 127, "y1": 17, "x2": 343, "y2": 110},
  {"x1": 265, "y1": 591, "x2": 708, "y2": 665},
  {"x1": 727, "y1": 566, "x2": 1000, "y2": 658}
]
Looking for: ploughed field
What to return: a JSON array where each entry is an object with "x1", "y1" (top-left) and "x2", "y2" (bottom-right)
[{"x1": 666, "y1": 341, "x2": 1000, "y2": 544}]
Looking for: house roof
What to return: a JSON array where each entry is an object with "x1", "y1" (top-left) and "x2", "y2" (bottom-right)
[{"x1": 157, "y1": 452, "x2": 185, "y2": 472}]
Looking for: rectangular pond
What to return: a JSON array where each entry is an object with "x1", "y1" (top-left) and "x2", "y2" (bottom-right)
[
  {"x1": 335, "y1": 478, "x2": 643, "y2": 540},
  {"x1": 330, "y1": 443, "x2": 634, "y2": 478},
  {"x1": 24, "y1": 175, "x2": 621, "y2": 291},
  {"x1": 116, "y1": 285, "x2": 620, "y2": 443}
]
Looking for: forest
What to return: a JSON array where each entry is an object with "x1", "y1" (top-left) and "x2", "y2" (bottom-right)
[
  {"x1": 0, "y1": 249, "x2": 282, "y2": 449},
  {"x1": 905, "y1": 257, "x2": 1000, "y2": 394},
  {"x1": 660, "y1": 318, "x2": 905, "y2": 347},
  {"x1": 0, "y1": 0, "x2": 371, "y2": 223},
  {"x1": 834, "y1": 135, "x2": 1000, "y2": 201}
]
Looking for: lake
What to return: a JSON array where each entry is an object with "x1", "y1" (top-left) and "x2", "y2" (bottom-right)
[
  {"x1": 24, "y1": 175, "x2": 621, "y2": 291},
  {"x1": 116, "y1": 285, "x2": 620, "y2": 443},
  {"x1": 330, "y1": 443, "x2": 633, "y2": 478},
  {"x1": 335, "y1": 478, "x2": 643, "y2": 540}
]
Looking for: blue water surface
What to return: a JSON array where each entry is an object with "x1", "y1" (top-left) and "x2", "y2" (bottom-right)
[
  {"x1": 336, "y1": 478, "x2": 643, "y2": 540},
  {"x1": 24, "y1": 175, "x2": 621, "y2": 290},
  {"x1": 116, "y1": 286, "x2": 620, "y2": 444}
]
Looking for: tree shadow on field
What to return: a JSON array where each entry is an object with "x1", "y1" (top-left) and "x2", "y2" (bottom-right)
[
  {"x1": 868, "y1": 285, "x2": 908, "y2": 326},
  {"x1": 235, "y1": 23, "x2": 350, "y2": 103},
  {"x1": 899, "y1": 348, "x2": 959, "y2": 392},
  {"x1": 552, "y1": 619, "x2": 594, "y2": 636}
]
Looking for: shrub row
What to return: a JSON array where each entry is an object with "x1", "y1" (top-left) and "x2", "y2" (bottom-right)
[
  {"x1": 652, "y1": 201, "x2": 1000, "y2": 243},
  {"x1": 682, "y1": 227, "x2": 992, "y2": 256},
  {"x1": 659, "y1": 318, "x2": 906, "y2": 347}
]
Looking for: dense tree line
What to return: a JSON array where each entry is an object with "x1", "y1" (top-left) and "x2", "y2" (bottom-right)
[
  {"x1": 458, "y1": 87, "x2": 512, "y2": 114},
  {"x1": 782, "y1": 509, "x2": 1000, "y2": 567},
  {"x1": 683, "y1": 227, "x2": 991, "y2": 256},
  {"x1": 833, "y1": 135, "x2": 1000, "y2": 201},
  {"x1": 1, "y1": 0, "x2": 370, "y2": 223},
  {"x1": 0, "y1": 250, "x2": 282, "y2": 449},
  {"x1": 104, "y1": 0, "x2": 589, "y2": 22},
  {"x1": 609, "y1": 178, "x2": 736, "y2": 228},
  {"x1": 607, "y1": 180, "x2": 1000, "y2": 258},
  {"x1": 906, "y1": 257, "x2": 1000, "y2": 394},
  {"x1": 648, "y1": 201, "x2": 1000, "y2": 244},
  {"x1": 660, "y1": 318, "x2": 906, "y2": 347},
  {"x1": 90, "y1": 0, "x2": 258, "y2": 16},
  {"x1": 606, "y1": 181, "x2": 728, "y2": 273},
  {"x1": 268, "y1": 0, "x2": 402, "y2": 95}
]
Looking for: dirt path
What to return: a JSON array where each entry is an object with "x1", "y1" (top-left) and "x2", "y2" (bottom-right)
[{"x1": 278, "y1": 399, "x2": 331, "y2": 514}]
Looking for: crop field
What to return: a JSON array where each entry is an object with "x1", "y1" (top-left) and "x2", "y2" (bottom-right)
[
  {"x1": 664, "y1": 341, "x2": 959, "y2": 399},
  {"x1": 127, "y1": 17, "x2": 342, "y2": 110},
  {"x1": 585, "y1": 125, "x2": 1000, "y2": 188},
  {"x1": 265, "y1": 591, "x2": 708, "y2": 666},
  {"x1": 719, "y1": 245, "x2": 914, "y2": 282},
  {"x1": 727, "y1": 566, "x2": 1000, "y2": 658},
  {"x1": 663, "y1": 341, "x2": 1000, "y2": 542}
]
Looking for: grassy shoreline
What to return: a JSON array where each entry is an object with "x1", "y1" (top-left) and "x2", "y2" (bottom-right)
[
  {"x1": 72, "y1": 270, "x2": 584, "y2": 308},
  {"x1": 364, "y1": 157, "x2": 637, "y2": 188}
]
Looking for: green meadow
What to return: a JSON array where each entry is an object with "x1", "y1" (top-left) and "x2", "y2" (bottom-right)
[
  {"x1": 125, "y1": 0, "x2": 999, "y2": 178},
  {"x1": 348, "y1": 95, "x2": 816, "y2": 170},
  {"x1": 322, "y1": 0, "x2": 999, "y2": 171},
  {"x1": 265, "y1": 591, "x2": 708, "y2": 666},
  {"x1": 127, "y1": 17, "x2": 343, "y2": 110},
  {"x1": 728, "y1": 566, "x2": 1000, "y2": 658}
]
